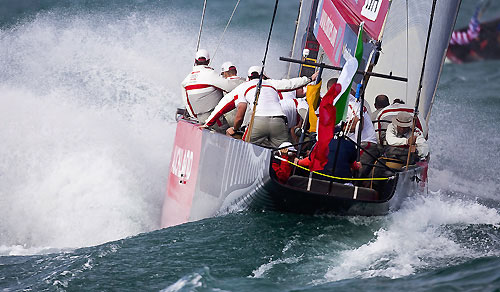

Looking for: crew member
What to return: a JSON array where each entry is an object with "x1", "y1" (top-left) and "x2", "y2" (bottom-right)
[
  {"x1": 385, "y1": 111, "x2": 429, "y2": 165},
  {"x1": 371, "y1": 94, "x2": 390, "y2": 121},
  {"x1": 221, "y1": 61, "x2": 245, "y2": 126},
  {"x1": 279, "y1": 90, "x2": 309, "y2": 143},
  {"x1": 372, "y1": 100, "x2": 427, "y2": 149},
  {"x1": 181, "y1": 49, "x2": 235, "y2": 128},
  {"x1": 271, "y1": 142, "x2": 297, "y2": 184},
  {"x1": 221, "y1": 62, "x2": 245, "y2": 81},
  {"x1": 205, "y1": 66, "x2": 318, "y2": 147}
]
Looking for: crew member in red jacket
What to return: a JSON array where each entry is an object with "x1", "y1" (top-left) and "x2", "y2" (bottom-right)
[{"x1": 272, "y1": 142, "x2": 297, "y2": 184}]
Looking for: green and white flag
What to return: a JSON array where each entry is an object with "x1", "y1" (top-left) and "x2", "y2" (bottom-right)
[{"x1": 334, "y1": 23, "x2": 364, "y2": 124}]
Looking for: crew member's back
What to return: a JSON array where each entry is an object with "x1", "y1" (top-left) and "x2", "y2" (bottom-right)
[{"x1": 181, "y1": 49, "x2": 234, "y2": 126}]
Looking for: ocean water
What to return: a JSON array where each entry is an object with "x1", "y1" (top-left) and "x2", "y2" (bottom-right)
[{"x1": 1, "y1": 0, "x2": 499, "y2": 291}]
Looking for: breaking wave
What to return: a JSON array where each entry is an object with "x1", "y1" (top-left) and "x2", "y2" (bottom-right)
[{"x1": 320, "y1": 193, "x2": 500, "y2": 283}]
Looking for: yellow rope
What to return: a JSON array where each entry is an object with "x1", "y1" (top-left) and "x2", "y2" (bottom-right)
[{"x1": 275, "y1": 156, "x2": 392, "y2": 181}]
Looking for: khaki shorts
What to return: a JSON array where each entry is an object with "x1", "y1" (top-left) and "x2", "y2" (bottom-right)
[{"x1": 248, "y1": 116, "x2": 288, "y2": 148}]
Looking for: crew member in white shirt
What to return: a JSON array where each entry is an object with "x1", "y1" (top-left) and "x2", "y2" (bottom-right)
[
  {"x1": 205, "y1": 66, "x2": 318, "y2": 147},
  {"x1": 220, "y1": 61, "x2": 245, "y2": 126},
  {"x1": 221, "y1": 61, "x2": 245, "y2": 83},
  {"x1": 181, "y1": 49, "x2": 235, "y2": 129},
  {"x1": 279, "y1": 90, "x2": 308, "y2": 143},
  {"x1": 385, "y1": 111, "x2": 429, "y2": 164}
]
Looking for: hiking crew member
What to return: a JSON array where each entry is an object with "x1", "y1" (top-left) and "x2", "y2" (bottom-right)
[
  {"x1": 221, "y1": 61, "x2": 245, "y2": 82},
  {"x1": 205, "y1": 66, "x2": 318, "y2": 147},
  {"x1": 385, "y1": 111, "x2": 429, "y2": 165},
  {"x1": 181, "y1": 49, "x2": 235, "y2": 128},
  {"x1": 220, "y1": 61, "x2": 245, "y2": 126}
]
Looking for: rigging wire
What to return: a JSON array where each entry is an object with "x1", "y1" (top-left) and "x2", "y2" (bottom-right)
[
  {"x1": 406, "y1": 0, "x2": 437, "y2": 168},
  {"x1": 405, "y1": 0, "x2": 409, "y2": 104},
  {"x1": 211, "y1": 0, "x2": 241, "y2": 63},
  {"x1": 245, "y1": 0, "x2": 280, "y2": 142},
  {"x1": 196, "y1": 0, "x2": 208, "y2": 52}
]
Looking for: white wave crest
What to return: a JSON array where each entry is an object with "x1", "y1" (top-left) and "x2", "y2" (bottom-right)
[{"x1": 321, "y1": 193, "x2": 500, "y2": 282}]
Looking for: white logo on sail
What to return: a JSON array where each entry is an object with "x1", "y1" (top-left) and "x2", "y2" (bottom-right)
[
  {"x1": 171, "y1": 146, "x2": 194, "y2": 182},
  {"x1": 319, "y1": 11, "x2": 338, "y2": 48},
  {"x1": 361, "y1": 0, "x2": 381, "y2": 21}
]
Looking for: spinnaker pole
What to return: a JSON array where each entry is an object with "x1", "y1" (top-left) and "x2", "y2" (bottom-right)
[
  {"x1": 245, "y1": 0, "x2": 280, "y2": 142},
  {"x1": 279, "y1": 57, "x2": 408, "y2": 82}
]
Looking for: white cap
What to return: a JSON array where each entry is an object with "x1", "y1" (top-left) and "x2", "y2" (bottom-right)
[
  {"x1": 279, "y1": 142, "x2": 297, "y2": 152},
  {"x1": 247, "y1": 65, "x2": 262, "y2": 77},
  {"x1": 195, "y1": 49, "x2": 210, "y2": 61},
  {"x1": 221, "y1": 61, "x2": 236, "y2": 72}
]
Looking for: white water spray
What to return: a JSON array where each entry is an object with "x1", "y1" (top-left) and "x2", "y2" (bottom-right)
[
  {"x1": 0, "y1": 4, "x2": 292, "y2": 254},
  {"x1": 0, "y1": 11, "x2": 194, "y2": 253}
]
